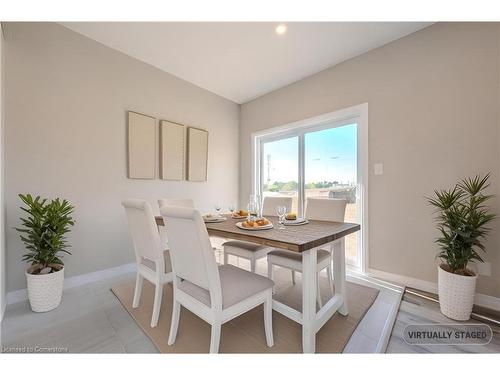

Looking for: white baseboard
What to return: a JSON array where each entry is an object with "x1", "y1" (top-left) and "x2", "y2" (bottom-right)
[
  {"x1": 6, "y1": 262, "x2": 136, "y2": 306},
  {"x1": 474, "y1": 293, "x2": 500, "y2": 312},
  {"x1": 367, "y1": 268, "x2": 500, "y2": 312},
  {"x1": 6, "y1": 262, "x2": 500, "y2": 312},
  {"x1": 368, "y1": 268, "x2": 438, "y2": 293}
]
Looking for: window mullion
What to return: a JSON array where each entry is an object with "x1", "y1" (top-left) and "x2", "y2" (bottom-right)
[{"x1": 298, "y1": 133, "x2": 305, "y2": 217}]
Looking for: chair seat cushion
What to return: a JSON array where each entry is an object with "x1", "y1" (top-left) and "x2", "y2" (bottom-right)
[
  {"x1": 178, "y1": 264, "x2": 274, "y2": 309},
  {"x1": 267, "y1": 249, "x2": 331, "y2": 271},
  {"x1": 223, "y1": 240, "x2": 271, "y2": 259},
  {"x1": 141, "y1": 250, "x2": 172, "y2": 273}
]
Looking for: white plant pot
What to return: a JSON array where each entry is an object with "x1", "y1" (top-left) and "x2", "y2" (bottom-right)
[
  {"x1": 438, "y1": 264, "x2": 477, "y2": 321},
  {"x1": 25, "y1": 267, "x2": 64, "y2": 312}
]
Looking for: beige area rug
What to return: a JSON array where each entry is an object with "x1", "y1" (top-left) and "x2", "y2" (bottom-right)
[{"x1": 111, "y1": 263, "x2": 378, "y2": 353}]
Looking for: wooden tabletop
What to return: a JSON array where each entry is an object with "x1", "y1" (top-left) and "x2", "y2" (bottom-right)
[{"x1": 155, "y1": 214, "x2": 360, "y2": 253}]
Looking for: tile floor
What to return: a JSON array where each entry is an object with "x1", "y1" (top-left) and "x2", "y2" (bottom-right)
[{"x1": 7, "y1": 248, "x2": 496, "y2": 353}]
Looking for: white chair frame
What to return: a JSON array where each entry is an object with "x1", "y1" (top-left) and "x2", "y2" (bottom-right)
[
  {"x1": 268, "y1": 249, "x2": 333, "y2": 309},
  {"x1": 158, "y1": 198, "x2": 194, "y2": 209},
  {"x1": 157, "y1": 198, "x2": 195, "y2": 250},
  {"x1": 222, "y1": 242, "x2": 269, "y2": 273},
  {"x1": 161, "y1": 206, "x2": 274, "y2": 353},
  {"x1": 267, "y1": 198, "x2": 347, "y2": 308},
  {"x1": 223, "y1": 196, "x2": 293, "y2": 272},
  {"x1": 261, "y1": 196, "x2": 294, "y2": 216},
  {"x1": 158, "y1": 197, "x2": 222, "y2": 255},
  {"x1": 122, "y1": 199, "x2": 173, "y2": 328}
]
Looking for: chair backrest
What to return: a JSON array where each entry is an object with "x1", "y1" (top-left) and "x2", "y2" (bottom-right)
[
  {"x1": 122, "y1": 199, "x2": 163, "y2": 263},
  {"x1": 158, "y1": 198, "x2": 194, "y2": 209},
  {"x1": 262, "y1": 196, "x2": 293, "y2": 216},
  {"x1": 160, "y1": 206, "x2": 221, "y2": 304},
  {"x1": 157, "y1": 199, "x2": 195, "y2": 249},
  {"x1": 305, "y1": 198, "x2": 347, "y2": 222}
]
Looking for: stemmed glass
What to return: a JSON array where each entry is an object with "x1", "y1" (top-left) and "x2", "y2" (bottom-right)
[
  {"x1": 250, "y1": 194, "x2": 262, "y2": 219},
  {"x1": 228, "y1": 204, "x2": 236, "y2": 216},
  {"x1": 247, "y1": 202, "x2": 257, "y2": 221},
  {"x1": 276, "y1": 206, "x2": 287, "y2": 229},
  {"x1": 214, "y1": 203, "x2": 222, "y2": 217},
  {"x1": 255, "y1": 194, "x2": 262, "y2": 219}
]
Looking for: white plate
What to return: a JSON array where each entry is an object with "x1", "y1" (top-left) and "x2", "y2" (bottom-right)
[
  {"x1": 284, "y1": 219, "x2": 309, "y2": 226},
  {"x1": 231, "y1": 214, "x2": 248, "y2": 219},
  {"x1": 284, "y1": 217, "x2": 306, "y2": 224},
  {"x1": 204, "y1": 216, "x2": 227, "y2": 223},
  {"x1": 236, "y1": 221, "x2": 273, "y2": 230}
]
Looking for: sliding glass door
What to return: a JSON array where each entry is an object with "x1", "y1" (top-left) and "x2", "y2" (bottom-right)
[
  {"x1": 256, "y1": 118, "x2": 363, "y2": 268},
  {"x1": 304, "y1": 124, "x2": 359, "y2": 266},
  {"x1": 261, "y1": 136, "x2": 299, "y2": 213}
]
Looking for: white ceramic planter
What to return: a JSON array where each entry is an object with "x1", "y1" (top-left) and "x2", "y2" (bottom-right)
[
  {"x1": 438, "y1": 264, "x2": 477, "y2": 321},
  {"x1": 25, "y1": 267, "x2": 64, "y2": 312}
]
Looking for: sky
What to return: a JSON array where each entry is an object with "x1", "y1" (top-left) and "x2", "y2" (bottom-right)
[{"x1": 263, "y1": 123, "x2": 357, "y2": 185}]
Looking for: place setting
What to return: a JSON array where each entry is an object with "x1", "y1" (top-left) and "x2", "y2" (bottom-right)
[
  {"x1": 231, "y1": 196, "x2": 310, "y2": 231},
  {"x1": 282, "y1": 212, "x2": 309, "y2": 226},
  {"x1": 202, "y1": 203, "x2": 228, "y2": 223}
]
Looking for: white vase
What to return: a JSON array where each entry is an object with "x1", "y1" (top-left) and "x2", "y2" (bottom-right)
[
  {"x1": 438, "y1": 264, "x2": 477, "y2": 321},
  {"x1": 25, "y1": 267, "x2": 64, "y2": 312}
]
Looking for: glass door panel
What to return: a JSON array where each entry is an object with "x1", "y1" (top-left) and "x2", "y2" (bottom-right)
[
  {"x1": 262, "y1": 136, "x2": 299, "y2": 214},
  {"x1": 304, "y1": 124, "x2": 359, "y2": 266}
]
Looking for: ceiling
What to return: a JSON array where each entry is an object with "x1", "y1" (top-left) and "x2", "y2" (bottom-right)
[{"x1": 61, "y1": 22, "x2": 432, "y2": 104}]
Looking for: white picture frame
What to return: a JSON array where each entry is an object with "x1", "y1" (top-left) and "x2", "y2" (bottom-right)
[
  {"x1": 127, "y1": 111, "x2": 156, "y2": 179},
  {"x1": 160, "y1": 120, "x2": 185, "y2": 180},
  {"x1": 187, "y1": 127, "x2": 209, "y2": 182}
]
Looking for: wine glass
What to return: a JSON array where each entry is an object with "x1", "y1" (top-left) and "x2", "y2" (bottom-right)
[
  {"x1": 228, "y1": 204, "x2": 235, "y2": 216},
  {"x1": 247, "y1": 202, "x2": 257, "y2": 221},
  {"x1": 255, "y1": 194, "x2": 262, "y2": 218},
  {"x1": 214, "y1": 203, "x2": 222, "y2": 217},
  {"x1": 277, "y1": 206, "x2": 287, "y2": 229}
]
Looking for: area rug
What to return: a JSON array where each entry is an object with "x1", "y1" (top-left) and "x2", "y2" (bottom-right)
[{"x1": 111, "y1": 264, "x2": 378, "y2": 353}]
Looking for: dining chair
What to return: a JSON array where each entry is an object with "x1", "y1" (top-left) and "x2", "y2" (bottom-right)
[
  {"x1": 158, "y1": 198, "x2": 195, "y2": 209},
  {"x1": 223, "y1": 196, "x2": 293, "y2": 273},
  {"x1": 266, "y1": 198, "x2": 347, "y2": 308},
  {"x1": 158, "y1": 197, "x2": 223, "y2": 255},
  {"x1": 122, "y1": 199, "x2": 173, "y2": 328},
  {"x1": 157, "y1": 198, "x2": 195, "y2": 249},
  {"x1": 261, "y1": 196, "x2": 294, "y2": 216},
  {"x1": 161, "y1": 205, "x2": 274, "y2": 353}
]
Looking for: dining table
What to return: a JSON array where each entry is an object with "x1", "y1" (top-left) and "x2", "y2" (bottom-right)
[{"x1": 155, "y1": 214, "x2": 360, "y2": 353}]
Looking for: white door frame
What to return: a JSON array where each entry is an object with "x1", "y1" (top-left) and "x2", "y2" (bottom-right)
[{"x1": 251, "y1": 103, "x2": 369, "y2": 273}]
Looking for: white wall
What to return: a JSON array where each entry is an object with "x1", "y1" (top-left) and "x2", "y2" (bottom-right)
[
  {"x1": 4, "y1": 22, "x2": 500, "y2": 302},
  {"x1": 0, "y1": 23, "x2": 6, "y2": 319},
  {"x1": 4, "y1": 23, "x2": 240, "y2": 293},
  {"x1": 240, "y1": 23, "x2": 500, "y2": 298}
]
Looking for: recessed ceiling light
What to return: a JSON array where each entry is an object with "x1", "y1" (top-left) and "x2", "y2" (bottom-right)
[{"x1": 275, "y1": 24, "x2": 287, "y2": 35}]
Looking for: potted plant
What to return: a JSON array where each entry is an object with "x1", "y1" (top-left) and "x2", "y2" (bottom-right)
[
  {"x1": 15, "y1": 194, "x2": 75, "y2": 312},
  {"x1": 428, "y1": 174, "x2": 496, "y2": 320}
]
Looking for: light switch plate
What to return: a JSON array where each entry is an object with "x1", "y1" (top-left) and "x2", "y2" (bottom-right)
[{"x1": 374, "y1": 163, "x2": 383, "y2": 175}]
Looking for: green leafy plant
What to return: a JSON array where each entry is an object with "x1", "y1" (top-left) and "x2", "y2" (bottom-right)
[
  {"x1": 15, "y1": 194, "x2": 75, "y2": 274},
  {"x1": 427, "y1": 174, "x2": 496, "y2": 275}
]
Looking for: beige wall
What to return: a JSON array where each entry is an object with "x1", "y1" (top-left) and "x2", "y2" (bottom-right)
[
  {"x1": 4, "y1": 22, "x2": 500, "y2": 299},
  {"x1": 4, "y1": 23, "x2": 240, "y2": 292},
  {"x1": 1, "y1": 23, "x2": 5, "y2": 318},
  {"x1": 240, "y1": 23, "x2": 500, "y2": 297}
]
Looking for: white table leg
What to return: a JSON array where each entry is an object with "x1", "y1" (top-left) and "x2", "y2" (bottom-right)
[
  {"x1": 302, "y1": 247, "x2": 317, "y2": 353},
  {"x1": 333, "y1": 237, "x2": 348, "y2": 316}
]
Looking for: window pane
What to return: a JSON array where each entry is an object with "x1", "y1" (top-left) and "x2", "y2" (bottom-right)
[
  {"x1": 304, "y1": 124, "x2": 358, "y2": 265},
  {"x1": 262, "y1": 136, "x2": 299, "y2": 213}
]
